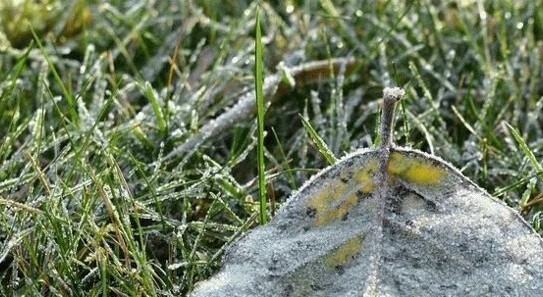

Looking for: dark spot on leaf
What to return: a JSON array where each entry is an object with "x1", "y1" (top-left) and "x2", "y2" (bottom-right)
[
  {"x1": 356, "y1": 190, "x2": 370, "y2": 201},
  {"x1": 335, "y1": 265, "x2": 345, "y2": 275},
  {"x1": 425, "y1": 200, "x2": 438, "y2": 212},
  {"x1": 306, "y1": 207, "x2": 317, "y2": 218},
  {"x1": 311, "y1": 283, "x2": 324, "y2": 291}
]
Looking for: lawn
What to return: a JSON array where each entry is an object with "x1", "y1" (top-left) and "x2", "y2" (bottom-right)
[{"x1": 1, "y1": 0, "x2": 543, "y2": 295}]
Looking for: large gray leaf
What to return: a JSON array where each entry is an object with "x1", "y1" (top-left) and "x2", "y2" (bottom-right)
[
  {"x1": 191, "y1": 148, "x2": 543, "y2": 296},
  {"x1": 190, "y1": 88, "x2": 543, "y2": 296}
]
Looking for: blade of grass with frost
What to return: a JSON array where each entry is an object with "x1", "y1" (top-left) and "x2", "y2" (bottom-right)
[
  {"x1": 255, "y1": 9, "x2": 267, "y2": 225},
  {"x1": 30, "y1": 27, "x2": 78, "y2": 125},
  {"x1": 140, "y1": 81, "x2": 168, "y2": 136},
  {"x1": 271, "y1": 127, "x2": 298, "y2": 189},
  {"x1": 299, "y1": 114, "x2": 337, "y2": 165},
  {"x1": 506, "y1": 122, "x2": 543, "y2": 173},
  {"x1": 0, "y1": 228, "x2": 33, "y2": 264},
  {"x1": 494, "y1": 172, "x2": 543, "y2": 197},
  {"x1": 506, "y1": 122, "x2": 543, "y2": 208},
  {"x1": 0, "y1": 42, "x2": 32, "y2": 122}
]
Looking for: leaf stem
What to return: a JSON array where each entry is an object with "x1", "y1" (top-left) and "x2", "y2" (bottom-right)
[{"x1": 380, "y1": 87, "x2": 405, "y2": 149}]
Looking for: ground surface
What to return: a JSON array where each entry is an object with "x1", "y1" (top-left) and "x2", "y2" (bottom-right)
[{"x1": 1, "y1": 0, "x2": 543, "y2": 295}]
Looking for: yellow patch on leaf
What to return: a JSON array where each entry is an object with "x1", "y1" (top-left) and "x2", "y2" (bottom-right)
[
  {"x1": 354, "y1": 159, "x2": 377, "y2": 193},
  {"x1": 388, "y1": 152, "x2": 445, "y2": 185},
  {"x1": 324, "y1": 235, "x2": 363, "y2": 268}
]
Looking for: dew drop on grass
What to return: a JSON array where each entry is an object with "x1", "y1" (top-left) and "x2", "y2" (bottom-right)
[{"x1": 286, "y1": 5, "x2": 294, "y2": 14}]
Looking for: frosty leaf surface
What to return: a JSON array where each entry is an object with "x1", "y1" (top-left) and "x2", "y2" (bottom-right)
[
  {"x1": 190, "y1": 148, "x2": 543, "y2": 296},
  {"x1": 190, "y1": 87, "x2": 543, "y2": 296}
]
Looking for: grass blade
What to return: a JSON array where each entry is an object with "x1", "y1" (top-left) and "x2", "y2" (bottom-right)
[
  {"x1": 299, "y1": 114, "x2": 337, "y2": 165},
  {"x1": 140, "y1": 81, "x2": 168, "y2": 136},
  {"x1": 505, "y1": 122, "x2": 543, "y2": 173},
  {"x1": 30, "y1": 27, "x2": 79, "y2": 126},
  {"x1": 255, "y1": 9, "x2": 267, "y2": 225}
]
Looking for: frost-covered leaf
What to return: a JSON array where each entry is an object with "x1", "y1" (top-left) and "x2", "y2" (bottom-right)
[{"x1": 190, "y1": 88, "x2": 543, "y2": 296}]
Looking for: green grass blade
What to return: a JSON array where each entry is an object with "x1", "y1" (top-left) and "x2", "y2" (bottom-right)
[
  {"x1": 30, "y1": 27, "x2": 79, "y2": 126},
  {"x1": 506, "y1": 121, "x2": 543, "y2": 207},
  {"x1": 271, "y1": 127, "x2": 297, "y2": 189},
  {"x1": 140, "y1": 81, "x2": 168, "y2": 136},
  {"x1": 255, "y1": 9, "x2": 267, "y2": 225},
  {"x1": 299, "y1": 114, "x2": 338, "y2": 165},
  {"x1": 505, "y1": 122, "x2": 543, "y2": 173}
]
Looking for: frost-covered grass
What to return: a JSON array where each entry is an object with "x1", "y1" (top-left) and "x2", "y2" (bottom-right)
[{"x1": 1, "y1": 0, "x2": 543, "y2": 295}]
